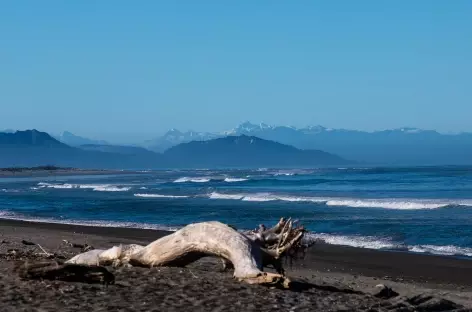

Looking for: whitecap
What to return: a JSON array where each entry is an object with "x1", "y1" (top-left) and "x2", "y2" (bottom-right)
[
  {"x1": 174, "y1": 177, "x2": 211, "y2": 183},
  {"x1": 325, "y1": 199, "x2": 448, "y2": 210},
  {"x1": 209, "y1": 192, "x2": 244, "y2": 200},
  {"x1": 93, "y1": 186, "x2": 131, "y2": 192},
  {"x1": 224, "y1": 178, "x2": 248, "y2": 182},
  {"x1": 307, "y1": 232, "x2": 472, "y2": 257},
  {"x1": 134, "y1": 193, "x2": 189, "y2": 198},
  {"x1": 37, "y1": 182, "x2": 131, "y2": 192},
  {"x1": 206, "y1": 192, "x2": 468, "y2": 210},
  {"x1": 241, "y1": 194, "x2": 277, "y2": 202},
  {"x1": 307, "y1": 233, "x2": 399, "y2": 250},
  {"x1": 409, "y1": 244, "x2": 472, "y2": 257}
]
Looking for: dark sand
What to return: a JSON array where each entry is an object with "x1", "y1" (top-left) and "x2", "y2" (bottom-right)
[{"x1": 1, "y1": 219, "x2": 471, "y2": 311}]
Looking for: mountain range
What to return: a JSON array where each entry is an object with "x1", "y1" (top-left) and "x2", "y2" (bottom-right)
[
  {"x1": 54, "y1": 131, "x2": 109, "y2": 146},
  {"x1": 6, "y1": 121, "x2": 472, "y2": 166},
  {"x1": 143, "y1": 122, "x2": 472, "y2": 165},
  {"x1": 0, "y1": 130, "x2": 347, "y2": 169}
]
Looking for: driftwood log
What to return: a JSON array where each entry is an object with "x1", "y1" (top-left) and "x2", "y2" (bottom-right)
[
  {"x1": 16, "y1": 261, "x2": 115, "y2": 284},
  {"x1": 66, "y1": 218, "x2": 306, "y2": 288}
]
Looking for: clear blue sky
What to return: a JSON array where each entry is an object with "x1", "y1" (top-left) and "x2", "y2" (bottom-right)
[{"x1": 1, "y1": 1, "x2": 471, "y2": 142}]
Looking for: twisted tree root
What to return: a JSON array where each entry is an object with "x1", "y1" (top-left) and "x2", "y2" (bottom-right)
[{"x1": 65, "y1": 218, "x2": 307, "y2": 288}]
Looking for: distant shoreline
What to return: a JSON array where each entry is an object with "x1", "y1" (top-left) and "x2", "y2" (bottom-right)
[{"x1": 0, "y1": 166, "x2": 139, "y2": 178}]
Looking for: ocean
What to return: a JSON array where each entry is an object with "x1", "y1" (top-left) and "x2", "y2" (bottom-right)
[{"x1": 1, "y1": 166, "x2": 472, "y2": 258}]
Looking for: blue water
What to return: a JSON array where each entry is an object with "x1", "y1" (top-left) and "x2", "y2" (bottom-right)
[{"x1": 1, "y1": 166, "x2": 472, "y2": 257}]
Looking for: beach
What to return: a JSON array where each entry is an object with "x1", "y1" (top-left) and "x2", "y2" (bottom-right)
[{"x1": 1, "y1": 219, "x2": 471, "y2": 311}]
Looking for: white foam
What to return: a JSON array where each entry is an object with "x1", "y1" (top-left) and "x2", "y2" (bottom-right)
[
  {"x1": 93, "y1": 186, "x2": 131, "y2": 192},
  {"x1": 209, "y1": 192, "x2": 316, "y2": 202},
  {"x1": 206, "y1": 192, "x2": 467, "y2": 210},
  {"x1": 224, "y1": 178, "x2": 248, "y2": 182},
  {"x1": 273, "y1": 169, "x2": 314, "y2": 176},
  {"x1": 139, "y1": 187, "x2": 148, "y2": 190},
  {"x1": 41, "y1": 183, "x2": 74, "y2": 189},
  {"x1": 209, "y1": 192, "x2": 276, "y2": 201},
  {"x1": 276, "y1": 196, "x2": 326, "y2": 203},
  {"x1": 325, "y1": 199, "x2": 448, "y2": 210},
  {"x1": 0, "y1": 210, "x2": 179, "y2": 231},
  {"x1": 38, "y1": 182, "x2": 131, "y2": 192},
  {"x1": 209, "y1": 192, "x2": 324, "y2": 203},
  {"x1": 134, "y1": 193, "x2": 189, "y2": 198},
  {"x1": 308, "y1": 232, "x2": 472, "y2": 257},
  {"x1": 241, "y1": 194, "x2": 277, "y2": 202},
  {"x1": 409, "y1": 245, "x2": 472, "y2": 257},
  {"x1": 174, "y1": 177, "x2": 211, "y2": 183},
  {"x1": 209, "y1": 192, "x2": 244, "y2": 200},
  {"x1": 308, "y1": 233, "x2": 399, "y2": 250}
]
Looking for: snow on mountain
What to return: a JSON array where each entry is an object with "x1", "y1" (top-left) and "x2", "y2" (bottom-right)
[
  {"x1": 145, "y1": 129, "x2": 218, "y2": 152},
  {"x1": 144, "y1": 122, "x2": 472, "y2": 165}
]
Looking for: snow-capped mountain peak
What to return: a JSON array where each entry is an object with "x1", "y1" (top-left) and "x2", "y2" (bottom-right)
[{"x1": 226, "y1": 121, "x2": 275, "y2": 134}]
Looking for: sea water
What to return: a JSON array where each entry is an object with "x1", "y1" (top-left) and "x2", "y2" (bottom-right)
[{"x1": 1, "y1": 166, "x2": 472, "y2": 258}]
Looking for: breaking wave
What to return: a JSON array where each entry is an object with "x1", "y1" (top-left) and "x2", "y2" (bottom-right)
[
  {"x1": 308, "y1": 233, "x2": 400, "y2": 250},
  {"x1": 207, "y1": 192, "x2": 469, "y2": 209},
  {"x1": 208, "y1": 193, "x2": 244, "y2": 200},
  {"x1": 0, "y1": 210, "x2": 178, "y2": 231},
  {"x1": 324, "y1": 199, "x2": 449, "y2": 210},
  {"x1": 272, "y1": 169, "x2": 315, "y2": 176},
  {"x1": 224, "y1": 178, "x2": 248, "y2": 182},
  {"x1": 174, "y1": 177, "x2": 248, "y2": 183},
  {"x1": 134, "y1": 193, "x2": 189, "y2": 198},
  {"x1": 409, "y1": 244, "x2": 472, "y2": 257},
  {"x1": 307, "y1": 233, "x2": 472, "y2": 257},
  {"x1": 173, "y1": 177, "x2": 211, "y2": 183},
  {"x1": 38, "y1": 182, "x2": 131, "y2": 192}
]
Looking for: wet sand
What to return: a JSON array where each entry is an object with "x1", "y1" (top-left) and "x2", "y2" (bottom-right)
[{"x1": 1, "y1": 219, "x2": 471, "y2": 311}]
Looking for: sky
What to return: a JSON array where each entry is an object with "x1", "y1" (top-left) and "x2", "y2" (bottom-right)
[{"x1": 1, "y1": 1, "x2": 471, "y2": 142}]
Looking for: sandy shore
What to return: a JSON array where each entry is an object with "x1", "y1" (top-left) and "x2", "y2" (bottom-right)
[{"x1": 1, "y1": 219, "x2": 471, "y2": 311}]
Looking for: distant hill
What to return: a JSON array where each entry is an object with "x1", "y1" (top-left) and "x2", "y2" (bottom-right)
[
  {"x1": 164, "y1": 135, "x2": 349, "y2": 167},
  {"x1": 79, "y1": 144, "x2": 156, "y2": 156},
  {"x1": 0, "y1": 130, "x2": 70, "y2": 148},
  {"x1": 0, "y1": 130, "x2": 161, "y2": 169},
  {"x1": 55, "y1": 131, "x2": 108, "y2": 147},
  {"x1": 78, "y1": 144, "x2": 160, "y2": 166},
  {"x1": 0, "y1": 130, "x2": 348, "y2": 169},
  {"x1": 0, "y1": 130, "x2": 79, "y2": 168}
]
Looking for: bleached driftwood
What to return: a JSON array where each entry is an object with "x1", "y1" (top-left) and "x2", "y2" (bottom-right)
[{"x1": 66, "y1": 218, "x2": 306, "y2": 288}]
